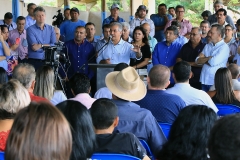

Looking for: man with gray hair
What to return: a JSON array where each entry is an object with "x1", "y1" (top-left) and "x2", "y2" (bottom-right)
[
  {"x1": 12, "y1": 63, "x2": 48, "y2": 102},
  {"x1": 196, "y1": 24, "x2": 229, "y2": 92},
  {"x1": 121, "y1": 22, "x2": 132, "y2": 43},
  {"x1": 26, "y1": 6, "x2": 56, "y2": 70},
  {"x1": 96, "y1": 22, "x2": 142, "y2": 64},
  {"x1": 208, "y1": 1, "x2": 236, "y2": 30},
  {"x1": 177, "y1": 27, "x2": 206, "y2": 89}
]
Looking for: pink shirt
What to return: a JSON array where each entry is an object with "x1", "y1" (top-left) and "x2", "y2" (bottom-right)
[
  {"x1": 8, "y1": 29, "x2": 28, "y2": 60},
  {"x1": 70, "y1": 93, "x2": 96, "y2": 109},
  {"x1": 164, "y1": 18, "x2": 192, "y2": 36}
]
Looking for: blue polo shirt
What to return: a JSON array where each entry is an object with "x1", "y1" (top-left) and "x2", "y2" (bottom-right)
[
  {"x1": 135, "y1": 90, "x2": 186, "y2": 123},
  {"x1": 102, "y1": 16, "x2": 125, "y2": 26},
  {"x1": 27, "y1": 23, "x2": 56, "y2": 59},
  {"x1": 0, "y1": 41, "x2": 9, "y2": 71},
  {"x1": 60, "y1": 20, "x2": 86, "y2": 42},
  {"x1": 152, "y1": 40, "x2": 182, "y2": 83}
]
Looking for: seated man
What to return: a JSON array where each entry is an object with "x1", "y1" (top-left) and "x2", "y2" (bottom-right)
[
  {"x1": 0, "y1": 12, "x2": 17, "y2": 31},
  {"x1": 12, "y1": 63, "x2": 48, "y2": 102},
  {"x1": 135, "y1": 65, "x2": 186, "y2": 123},
  {"x1": 165, "y1": 61, "x2": 218, "y2": 112},
  {"x1": 210, "y1": 63, "x2": 240, "y2": 91},
  {"x1": 90, "y1": 98, "x2": 150, "y2": 160},
  {"x1": 96, "y1": 22, "x2": 142, "y2": 64},
  {"x1": 69, "y1": 73, "x2": 96, "y2": 109},
  {"x1": 208, "y1": 114, "x2": 240, "y2": 160},
  {"x1": 105, "y1": 66, "x2": 167, "y2": 156}
]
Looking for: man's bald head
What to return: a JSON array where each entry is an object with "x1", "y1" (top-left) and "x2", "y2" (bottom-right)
[
  {"x1": 228, "y1": 64, "x2": 240, "y2": 79},
  {"x1": 141, "y1": 23, "x2": 151, "y2": 36},
  {"x1": 148, "y1": 65, "x2": 170, "y2": 89}
]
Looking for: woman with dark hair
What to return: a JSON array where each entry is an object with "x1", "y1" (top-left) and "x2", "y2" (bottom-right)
[
  {"x1": 57, "y1": 100, "x2": 96, "y2": 160},
  {"x1": 0, "y1": 25, "x2": 10, "y2": 71},
  {"x1": 207, "y1": 68, "x2": 240, "y2": 106},
  {"x1": 157, "y1": 105, "x2": 217, "y2": 160},
  {"x1": 0, "y1": 67, "x2": 8, "y2": 84},
  {"x1": 33, "y1": 65, "x2": 67, "y2": 105},
  {"x1": 130, "y1": 26, "x2": 151, "y2": 69},
  {"x1": 5, "y1": 102, "x2": 72, "y2": 160}
]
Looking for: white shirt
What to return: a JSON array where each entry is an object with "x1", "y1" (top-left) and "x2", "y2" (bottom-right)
[
  {"x1": 165, "y1": 83, "x2": 218, "y2": 113},
  {"x1": 197, "y1": 39, "x2": 229, "y2": 85},
  {"x1": 50, "y1": 90, "x2": 67, "y2": 105}
]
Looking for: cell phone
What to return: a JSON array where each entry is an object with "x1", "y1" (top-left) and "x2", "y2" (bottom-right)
[
  {"x1": 16, "y1": 38, "x2": 20, "y2": 45},
  {"x1": 236, "y1": 32, "x2": 240, "y2": 39}
]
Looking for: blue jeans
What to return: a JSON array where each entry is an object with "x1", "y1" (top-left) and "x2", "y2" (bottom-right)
[{"x1": 201, "y1": 84, "x2": 212, "y2": 92}]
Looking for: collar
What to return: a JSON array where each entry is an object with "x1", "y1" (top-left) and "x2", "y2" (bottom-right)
[
  {"x1": 210, "y1": 39, "x2": 224, "y2": 46},
  {"x1": 173, "y1": 83, "x2": 191, "y2": 87},
  {"x1": 75, "y1": 93, "x2": 92, "y2": 98},
  {"x1": 187, "y1": 39, "x2": 203, "y2": 46},
  {"x1": 109, "y1": 16, "x2": 120, "y2": 21},
  {"x1": 35, "y1": 23, "x2": 46, "y2": 29},
  {"x1": 173, "y1": 18, "x2": 187, "y2": 23},
  {"x1": 86, "y1": 38, "x2": 97, "y2": 43},
  {"x1": 110, "y1": 38, "x2": 125, "y2": 45},
  {"x1": 136, "y1": 17, "x2": 148, "y2": 21},
  {"x1": 164, "y1": 39, "x2": 177, "y2": 46},
  {"x1": 74, "y1": 39, "x2": 85, "y2": 45}
]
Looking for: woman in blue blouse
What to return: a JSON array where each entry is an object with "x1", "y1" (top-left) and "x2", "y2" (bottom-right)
[{"x1": 0, "y1": 25, "x2": 10, "y2": 71}]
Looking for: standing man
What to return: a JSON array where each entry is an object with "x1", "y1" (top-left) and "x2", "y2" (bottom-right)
[
  {"x1": 208, "y1": 1, "x2": 236, "y2": 29},
  {"x1": 8, "y1": 16, "x2": 28, "y2": 64},
  {"x1": 25, "y1": 3, "x2": 37, "y2": 29},
  {"x1": 152, "y1": 26, "x2": 182, "y2": 86},
  {"x1": 168, "y1": 7, "x2": 176, "y2": 18},
  {"x1": 212, "y1": 8, "x2": 228, "y2": 27},
  {"x1": 102, "y1": 4, "x2": 125, "y2": 25},
  {"x1": 96, "y1": 24, "x2": 111, "y2": 53},
  {"x1": 26, "y1": 6, "x2": 56, "y2": 70},
  {"x1": 96, "y1": 22, "x2": 142, "y2": 64},
  {"x1": 85, "y1": 22, "x2": 98, "y2": 49},
  {"x1": 200, "y1": 20, "x2": 211, "y2": 43},
  {"x1": 129, "y1": 5, "x2": 155, "y2": 37},
  {"x1": 196, "y1": 24, "x2": 229, "y2": 92},
  {"x1": 165, "y1": 5, "x2": 192, "y2": 38},
  {"x1": 150, "y1": 3, "x2": 172, "y2": 42},
  {"x1": 0, "y1": 12, "x2": 17, "y2": 31},
  {"x1": 63, "y1": 8, "x2": 70, "y2": 21},
  {"x1": 177, "y1": 27, "x2": 206, "y2": 89},
  {"x1": 60, "y1": 7, "x2": 86, "y2": 42}
]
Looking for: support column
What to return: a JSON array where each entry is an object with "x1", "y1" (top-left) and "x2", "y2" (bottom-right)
[
  {"x1": 64, "y1": 0, "x2": 70, "y2": 9},
  {"x1": 146, "y1": 0, "x2": 155, "y2": 18},
  {"x1": 12, "y1": 0, "x2": 20, "y2": 22},
  {"x1": 101, "y1": 0, "x2": 107, "y2": 23},
  {"x1": 129, "y1": 0, "x2": 134, "y2": 21}
]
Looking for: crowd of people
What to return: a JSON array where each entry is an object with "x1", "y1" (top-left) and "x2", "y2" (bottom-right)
[{"x1": 0, "y1": 1, "x2": 240, "y2": 160}]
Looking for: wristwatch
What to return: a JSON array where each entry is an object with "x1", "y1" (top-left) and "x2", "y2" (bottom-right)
[{"x1": 41, "y1": 44, "x2": 44, "y2": 48}]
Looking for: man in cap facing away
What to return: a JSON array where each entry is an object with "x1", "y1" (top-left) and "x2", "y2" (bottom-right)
[
  {"x1": 102, "y1": 3, "x2": 125, "y2": 26},
  {"x1": 105, "y1": 66, "x2": 167, "y2": 156}
]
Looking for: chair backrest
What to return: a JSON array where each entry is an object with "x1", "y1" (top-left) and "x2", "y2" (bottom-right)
[
  {"x1": 0, "y1": 152, "x2": 4, "y2": 160},
  {"x1": 139, "y1": 140, "x2": 154, "y2": 160},
  {"x1": 91, "y1": 153, "x2": 141, "y2": 160},
  {"x1": 216, "y1": 104, "x2": 240, "y2": 116},
  {"x1": 159, "y1": 122, "x2": 172, "y2": 139}
]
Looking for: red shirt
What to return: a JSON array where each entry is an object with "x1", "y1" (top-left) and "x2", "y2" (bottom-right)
[
  {"x1": 29, "y1": 92, "x2": 49, "y2": 102},
  {"x1": 0, "y1": 130, "x2": 10, "y2": 151}
]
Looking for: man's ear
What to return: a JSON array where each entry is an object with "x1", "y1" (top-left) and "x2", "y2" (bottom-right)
[
  {"x1": 31, "y1": 80, "x2": 36, "y2": 90},
  {"x1": 113, "y1": 117, "x2": 119, "y2": 127}
]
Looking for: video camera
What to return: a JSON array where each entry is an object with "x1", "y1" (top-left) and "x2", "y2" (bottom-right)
[{"x1": 52, "y1": 9, "x2": 64, "y2": 27}]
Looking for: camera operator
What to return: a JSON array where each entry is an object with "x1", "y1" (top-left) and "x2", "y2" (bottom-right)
[{"x1": 26, "y1": 6, "x2": 56, "y2": 71}]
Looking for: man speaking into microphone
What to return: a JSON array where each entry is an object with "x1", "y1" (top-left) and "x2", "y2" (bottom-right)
[{"x1": 96, "y1": 22, "x2": 142, "y2": 64}]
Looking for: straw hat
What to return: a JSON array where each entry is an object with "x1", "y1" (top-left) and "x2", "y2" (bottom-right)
[{"x1": 105, "y1": 67, "x2": 146, "y2": 101}]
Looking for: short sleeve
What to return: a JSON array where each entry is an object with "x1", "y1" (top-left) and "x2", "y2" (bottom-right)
[{"x1": 141, "y1": 45, "x2": 151, "y2": 59}]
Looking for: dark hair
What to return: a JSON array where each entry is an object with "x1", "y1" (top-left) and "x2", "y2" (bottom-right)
[
  {"x1": 237, "y1": 18, "x2": 240, "y2": 25},
  {"x1": 0, "y1": 67, "x2": 8, "y2": 84},
  {"x1": 171, "y1": 21, "x2": 181, "y2": 28},
  {"x1": 158, "y1": 105, "x2": 217, "y2": 160},
  {"x1": 158, "y1": 3, "x2": 167, "y2": 8},
  {"x1": 216, "y1": 8, "x2": 227, "y2": 16},
  {"x1": 149, "y1": 64, "x2": 170, "y2": 88},
  {"x1": 208, "y1": 114, "x2": 240, "y2": 160},
  {"x1": 69, "y1": 73, "x2": 91, "y2": 94},
  {"x1": 200, "y1": 20, "x2": 211, "y2": 28},
  {"x1": 225, "y1": 24, "x2": 234, "y2": 30},
  {"x1": 114, "y1": 63, "x2": 128, "y2": 71},
  {"x1": 168, "y1": 7, "x2": 175, "y2": 11},
  {"x1": 27, "y1": 3, "x2": 36, "y2": 10},
  {"x1": 201, "y1": 10, "x2": 212, "y2": 17},
  {"x1": 175, "y1": 5, "x2": 185, "y2": 12},
  {"x1": 16, "y1": 16, "x2": 26, "y2": 23},
  {"x1": 102, "y1": 24, "x2": 110, "y2": 32},
  {"x1": 173, "y1": 61, "x2": 191, "y2": 82},
  {"x1": 5, "y1": 102, "x2": 72, "y2": 160},
  {"x1": 0, "y1": 25, "x2": 8, "y2": 32},
  {"x1": 90, "y1": 98, "x2": 118, "y2": 129},
  {"x1": 228, "y1": 63, "x2": 239, "y2": 79},
  {"x1": 211, "y1": 24, "x2": 224, "y2": 38},
  {"x1": 4, "y1": 12, "x2": 13, "y2": 19},
  {"x1": 166, "y1": 25, "x2": 179, "y2": 35},
  {"x1": 85, "y1": 22, "x2": 95, "y2": 28},
  {"x1": 215, "y1": 68, "x2": 237, "y2": 104},
  {"x1": 75, "y1": 26, "x2": 85, "y2": 31},
  {"x1": 132, "y1": 26, "x2": 149, "y2": 45},
  {"x1": 57, "y1": 100, "x2": 96, "y2": 160},
  {"x1": 64, "y1": 8, "x2": 70, "y2": 13}
]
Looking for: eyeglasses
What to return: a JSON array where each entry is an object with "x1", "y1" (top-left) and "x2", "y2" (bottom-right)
[{"x1": 190, "y1": 33, "x2": 199, "y2": 36}]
